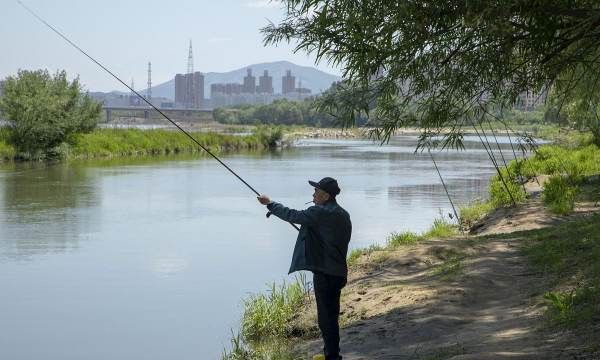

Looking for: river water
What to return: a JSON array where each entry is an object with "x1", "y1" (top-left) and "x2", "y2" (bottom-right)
[{"x1": 0, "y1": 135, "x2": 513, "y2": 359}]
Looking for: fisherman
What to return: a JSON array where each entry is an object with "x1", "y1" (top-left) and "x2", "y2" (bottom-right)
[{"x1": 257, "y1": 177, "x2": 351, "y2": 360}]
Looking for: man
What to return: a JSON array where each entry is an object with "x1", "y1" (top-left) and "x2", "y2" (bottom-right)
[{"x1": 257, "y1": 177, "x2": 352, "y2": 360}]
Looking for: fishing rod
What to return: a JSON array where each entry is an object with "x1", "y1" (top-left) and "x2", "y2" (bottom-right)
[{"x1": 16, "y1": 0, "x2": 300, "y2": 231}]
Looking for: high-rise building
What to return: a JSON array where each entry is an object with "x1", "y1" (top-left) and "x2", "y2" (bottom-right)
[
  {"x1": 257, "y1": 70, "x2": 274, "y2": 94},
  {"x1": 243, "y1": 69, "x2": 256, "y2": 94},
  {"x1": 175, "y1": 71, "x2": 204, "y2": 108},
  {"x1": 282, "y1": 70, "x2": 295, "y2": 94},
  {"x1": 175, "y1": 74, "x2": 187, "y2": 105}
]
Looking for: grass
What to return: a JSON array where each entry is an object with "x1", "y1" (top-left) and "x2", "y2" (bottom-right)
[
  {"x1": 222, "y1": 274, "x2": 309, "y2": 359},
  {"x1": 0, "y1": 127, "x2": 280, "y2": 161},
  {"x1": 347, "y1": 217, "x2": 458, "y2": 267},
  {"x1": 69, "y1": 128, "x2": 266, "y2": 159},
  {"x1": 542, "y1": 175, "x2": 579, "y2": 215},
  {"x1": 522, "y1": 212, "x2": 600, "y2": 328},
  {"x1": 432, "y1": 248, "x2": 466, "y2": 280},
  {"x1": 459, "y1": 199, "x2": 494, "y2": 229}
]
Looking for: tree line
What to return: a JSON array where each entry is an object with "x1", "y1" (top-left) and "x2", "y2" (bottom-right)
[{"x1": 212, "y1": 97, "x2": 368, "y2": 127}]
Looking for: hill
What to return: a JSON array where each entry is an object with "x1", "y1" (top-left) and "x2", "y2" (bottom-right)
[{"x1": 139, "y1": 61, "x2": 340, "y2": 100}]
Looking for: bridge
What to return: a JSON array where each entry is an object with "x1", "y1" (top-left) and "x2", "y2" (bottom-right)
[{"x1": 102, "y1": 106, "x2": 214, "y2": 124}]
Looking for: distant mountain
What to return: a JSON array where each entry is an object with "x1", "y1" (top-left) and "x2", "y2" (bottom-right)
[{"x1": 138, "y1": 61, "x2": 340, "y2": 100}]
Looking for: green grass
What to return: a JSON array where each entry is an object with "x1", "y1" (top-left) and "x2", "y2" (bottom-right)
[
  {"x1": 481, "y1": 143, "x2": 600, "y2": 214},
  {"x1": 348, "y1": 218, "x2": 458, "y2": 266},
  {"x1": 432, "y1": 248, "x2": 466, "y2": 280},
  {"x1": 240, "y1": 274, "x2": 310, "y2": 342},
  {"x1": 69, "y1": 128, "x2": 265, "y2": 159},
  {"x1": 523, "y1": 212, "x2": 600, "y2": 328},
  {"x1": 222, "y1": 275, "x2": 309, "y2": 360},
  {"x1": 542, "y1": 176, "x2": 580, "y2": 215},
  {"x1": 0, "y1": 127, "x2": 273, "y2": 161},
  {"x1": 459, "y1": 199, "x2": 494, "y2": 229}
]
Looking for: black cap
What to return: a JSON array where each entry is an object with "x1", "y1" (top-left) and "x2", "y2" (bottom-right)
[{"x1": 309, "y1": 177, "x2": 341, "y2": 197}]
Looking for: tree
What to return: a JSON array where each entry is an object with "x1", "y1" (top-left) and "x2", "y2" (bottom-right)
[
  {"x1": 0, "y1": 69, "x2": 101, "y2": 158},
  {"x1": 262, "y1": 1, "x2": 600, "y2": 147}
]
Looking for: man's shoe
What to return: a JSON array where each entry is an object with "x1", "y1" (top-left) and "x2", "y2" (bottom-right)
[{"x1": 312, "y1": 355, "x2": 325, "y2": 360}]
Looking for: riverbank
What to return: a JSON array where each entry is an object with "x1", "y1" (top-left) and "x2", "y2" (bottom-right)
[
  {"x1": 223, "y1": 140, "x2": 600, "y2": 359},
  {"x1": 0, "y1": 127, "x2": 280, "y2": 162}
]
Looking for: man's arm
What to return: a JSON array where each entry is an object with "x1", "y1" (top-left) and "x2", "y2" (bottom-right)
[{"x1": 258, "y1": 195, "x2": 318, "y2": 226}]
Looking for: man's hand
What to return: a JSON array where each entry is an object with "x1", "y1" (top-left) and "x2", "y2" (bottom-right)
[{"x1": 257, "y1": 194, "x2": 272, "y2": 205}]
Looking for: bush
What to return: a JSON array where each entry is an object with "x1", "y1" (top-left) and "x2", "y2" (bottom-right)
[
  {"x1": 0, "y1": 70, "x2": 101, "y2": 159},
  {"x1": 488, "y1": 168, "x2": 527, "y2": 207},
  {"x1": 542, "y1": 176, "x2": 579, "y2": 215},
  {"x1": 252, "y1": 125, "x2": 283, "y2": 148}
]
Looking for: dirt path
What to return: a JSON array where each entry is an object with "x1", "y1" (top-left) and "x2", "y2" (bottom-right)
[{"x1": 293, "y1": 197, "x2": 599, "y2": 359}]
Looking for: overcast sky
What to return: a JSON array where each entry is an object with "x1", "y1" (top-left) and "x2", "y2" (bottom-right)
[{"x1": 1, "y1": 0, "x2": 341, "y2": 92}]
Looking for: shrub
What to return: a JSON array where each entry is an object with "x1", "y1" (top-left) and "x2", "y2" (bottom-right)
[
  {"x1": 0, "y1": 70, "x2": 101, "y2": 159},
  {"x1": 542, "y1": 175, "x2": 579, "y2": 215}
]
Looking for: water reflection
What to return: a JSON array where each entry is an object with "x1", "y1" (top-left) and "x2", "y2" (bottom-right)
[{"x1": 0, "y1": 163, "x2": 100, "y2": 259}]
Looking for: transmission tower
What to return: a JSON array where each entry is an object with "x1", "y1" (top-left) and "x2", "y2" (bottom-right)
[
  {"x1": 187, "y1": 40, "x2": 194, "y2": 75},
  {"x1": 147, "y1": 62, "x2": 152, "y2": 101},
  {"x1": 186, "y1": 40, "x2": 194, "y2": 107}
]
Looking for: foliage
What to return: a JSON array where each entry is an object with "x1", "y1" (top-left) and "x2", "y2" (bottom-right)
[
  {"x1": 423, "y1": 218, "x2": 458, "y2": 239},
  {"x1": 240, "y1": 274, "x2": 310, "y2": 342},
  {"x1": 349, "y1": 217, "x2": 458, "y2": 266},
  {"x1": 386, "y1": 231, "x2": 420, "y2": 248},
  {"x1": 488, "y1": 167, "x2": 527, "y2": 207},
  {"x1": 263, "y1": 1, "x2": 600, "y2": 147},
  {"x1": 212, "y1": 98, "x2": 362, "y2": 128},
  {"x1": 459, "y1": 200, "x2": 494, "y2": 229},
  {"x1": 252, "y1": 125, "x2": 283, "y2": 148},
  {"x1": 0, "y1": 127, "x2": 16, "y2": 161},
  {"x1": 68, "y1": 128, "x2": 264, "y2": 159},
  {"x1": 542, "y1": 176, "x2": 579, "y2": 215},
  {"x1": 524, "y1": 212, "x2": 600, "y2": 328},
  {"x1": 221, "y1": 332, "x2": 301, "y2": 360},
  {"x1": 0, "y1": 70, "x2": 101, "y2": 159}
]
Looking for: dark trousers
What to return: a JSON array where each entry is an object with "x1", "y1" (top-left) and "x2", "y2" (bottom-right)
[{"x1": 313, "y1": 271, "x2": 347, "y2": 360}]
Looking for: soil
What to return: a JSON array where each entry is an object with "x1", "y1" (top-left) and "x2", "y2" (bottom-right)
[{"x1": 292, "y1": 178, "x2": 600, "y2": 360}]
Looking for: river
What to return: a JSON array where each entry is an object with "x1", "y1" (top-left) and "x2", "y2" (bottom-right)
[{"x1": 0, "y1": 135, "x2": 514, "y2": 359}]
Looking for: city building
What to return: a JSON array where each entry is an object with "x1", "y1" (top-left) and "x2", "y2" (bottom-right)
[
  {"x1": 174, "y1": 71, "x2": 204, "y2": 108},
  {"x1": 208, "y1": 69, "x2": 313, "y2": 107},
  {"x1": 257, "y1": 70, "x2": 274, "y2": 94},
  {"x1": 282, "y1": 70, "x2": 295, "y2": 94},
  {"x1": 243, "y1": 69, "x2": 256, "y2": 94}
]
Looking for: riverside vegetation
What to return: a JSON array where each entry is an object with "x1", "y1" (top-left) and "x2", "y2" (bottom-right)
[
  {"x1": 222, "y1": 129, "x2": 600, "y2": 359},
  {"x1": 0, "y1": 125, "x2": 283, "y2": 162}
]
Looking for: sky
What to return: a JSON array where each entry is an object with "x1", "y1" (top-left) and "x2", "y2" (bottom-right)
[{"x1": 0, "y1": 0, "x2": 341, "y2": 92}]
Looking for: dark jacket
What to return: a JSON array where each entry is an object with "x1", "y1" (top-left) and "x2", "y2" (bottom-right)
[{"x1": 266, "y1": 200, "x2": 352, "y2": 278}]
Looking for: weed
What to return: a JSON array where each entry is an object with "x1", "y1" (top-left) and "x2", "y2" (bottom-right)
[
  {"x1": 387, "y1": 231, "x2": 420, "y2": 248},
  {"x1": 432, "y1": 249, "x2": 465, "y2": 280},
  {"x1": 542, "y1": 176, "x2": 579, "y2": 215},
  {"x1": 459, "y1": 199, "x2": 494, "y2": 229},
  {"x1": 524, "y1": 213, "x2": 600, "y2": 327},
  {"x1": 241, "y1": 274, "x2": 310, "y2": 342}
]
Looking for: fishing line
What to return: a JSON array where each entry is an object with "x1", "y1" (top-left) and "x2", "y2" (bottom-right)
[
  {"x1": 428, "y1": 148, "x2": 459, "y2": 222},
  {"x1": 17, "y1": 0, "x2": 300, "y2": 231}
]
